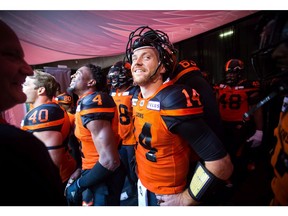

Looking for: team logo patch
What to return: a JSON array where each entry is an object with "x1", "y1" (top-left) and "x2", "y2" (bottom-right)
[
  {"x1": 147, "y1": 101, "x2": 160, "y2": 110},
  {"x1": 132, "y1": 98, "x2": 138, "y2": 106},
  {"x1": 139, "y1": 100, "x2": 145, "y2": 107}
]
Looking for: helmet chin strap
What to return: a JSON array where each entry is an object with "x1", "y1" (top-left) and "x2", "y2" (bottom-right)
[{"x1": 149, "y1": 61, "x2": 162, "y2": 82}]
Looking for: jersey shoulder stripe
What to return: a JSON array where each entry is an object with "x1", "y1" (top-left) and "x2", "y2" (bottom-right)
[
  {"x1": 77, "y1": 91, "x2": 117, "y2": 126},
  {"x1": 79, "y1": 91, "x2": 116, "y2": 111},
  {"x1": 21, "y1": 103, "x2": 65, "y2": 132},
  {"x1": 153, "y1": 83, "x2": 203, "y2": 114},
  {"x1": 133, "y1": 83, "x2": 203, "y2": 130}
]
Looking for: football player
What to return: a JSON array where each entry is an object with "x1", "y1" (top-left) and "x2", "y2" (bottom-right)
[
  {"x1": 21, "y1": 70, "x2": 77, "y2": 197},
  {"x1": 126, "y1": 26, "x2": 233, "y2": 206},
  {"x1": 107, "y1": 61, "x2": 139, "y2": 201}
]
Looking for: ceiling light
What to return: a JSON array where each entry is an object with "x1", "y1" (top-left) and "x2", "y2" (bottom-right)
[{"x1": 219, "y1": 30, "x2": 234, "y2": 38}]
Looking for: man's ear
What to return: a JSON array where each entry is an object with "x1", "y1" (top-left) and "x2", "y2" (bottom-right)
[
  {"x1": 37, "y1": 86, "x2": 46, "y2": 95},
  {"x1": 159, "y1": 64, "x2": 166, "y2": 75},
  {"x1": 88, "y1": 79, "x2": 96, "y2": 87}
]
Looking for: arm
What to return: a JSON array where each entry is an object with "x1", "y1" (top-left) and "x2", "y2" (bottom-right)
[
  {"x1": 157, "y1": 155, "x2": 232, "y2": 206},
  {"x1": 65, "y1": 119, "x2": 121, "y2": 204},
  {"x1": 158, "y1": 118, "x2": 233, "y2": 206},
  {"x1": 248, "y1": 91, "x2": 264, "y2": 131},
  {"x1": 76, "y1": 119, "x2": 121, "y2": 189},
  {"x1": 22, "y1": 104, "x2": 70, "y2": 168},
  {"x1": 175, "y1": 118, "x2": 233, "y2": 179},
  {"x1": 33, "y1": 130, "x2": 64, "y2": 168},
  {"x1": 253, "y1": 106, "x2": 263, "y2": 131},
  {"x1": 246, "y1": 91, "x2": 264, "y2": 147},
  {"x1": 86, "y1": 119, "x2": 120, "y2": 171}
]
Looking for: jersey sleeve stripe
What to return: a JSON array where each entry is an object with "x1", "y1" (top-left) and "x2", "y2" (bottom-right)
[
  {"x1": 160, "y1": 107, "x2": 203, "y2": 116},
  {"x1": 21, "y1": 118, "x2": 65, "y2": 131},
  {"x1": 79, "y1": 107, "x2": 116, "y2": 115}
]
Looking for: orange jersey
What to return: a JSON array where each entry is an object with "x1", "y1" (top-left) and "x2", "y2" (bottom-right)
[
  {"x1": 132, "y1": 82, "x2": 203, "y2": 195},
  {"x1": 67, "y1": 111, "x2": 75, "y2": 128},
  {"x1": 74, "y1": 91, "x2": 119, "y2": 170},
  {"x1": 271, "y1": 97, "x2": 288, "y2": 205},
  {"x1": 21, "y1": 102, "x2": 76, "y2": 182},
  {"x1": 110, "y1": 85, "x2": 139, "y2": 146},
  {"x1": 215, "y1": 82, "x2": 259, "y2": 122}
]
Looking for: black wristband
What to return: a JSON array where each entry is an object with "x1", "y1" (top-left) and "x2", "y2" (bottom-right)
[
  {"x1": 78, "y1": 162, "x2": 113, "y2": 188},
  {"x1": 187, "y1": 162, "x2": 225, "y2": 203}
]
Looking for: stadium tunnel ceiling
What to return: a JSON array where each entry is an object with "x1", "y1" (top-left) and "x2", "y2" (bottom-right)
[{"x1": 0, "y1": 10, "x2": 258, "y2": 65}]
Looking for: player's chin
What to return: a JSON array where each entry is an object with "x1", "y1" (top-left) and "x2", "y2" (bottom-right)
[{"x1": 67, "y1": 86, "x2": 75, "y2": 94}]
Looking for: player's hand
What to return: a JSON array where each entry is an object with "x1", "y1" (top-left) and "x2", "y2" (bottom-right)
[
  {"x1": 246, "y1": 130, "x2": 263, "y2": 148},
  {"x1": 70, "y1": 168, "x2": 81, "y2": 181},
  {"x1": 64, "y1": 168, "x2": 81, "y2": 196},
  {"x1": 155, "y1": 190, "x2": 198, "y2": 206},
  {"x1": 65, "y1": 179, "x2": 83, "y2": 205}
]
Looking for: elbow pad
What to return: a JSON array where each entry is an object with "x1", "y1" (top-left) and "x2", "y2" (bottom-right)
[{"x1": 188, "y1": 162, "x2": 225, "y2": 203}]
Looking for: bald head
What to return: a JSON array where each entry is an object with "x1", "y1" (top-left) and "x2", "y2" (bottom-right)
[
  {"x1": 0, "y1": 20, "x2": 19, "y2": 42},
  {"x1": 0, "y1": 20, "x2": 33, "y2": 112}
]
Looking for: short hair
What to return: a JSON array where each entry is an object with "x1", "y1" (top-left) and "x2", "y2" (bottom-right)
[
  {"x1": 31, "y1": 70, "x2": 59, "y2": 99},
  {"x1": 85, "y1": 63, "x2": 106, "y2": 91}
]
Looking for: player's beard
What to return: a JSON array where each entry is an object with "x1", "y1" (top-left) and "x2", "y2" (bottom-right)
[
  {"x1": 133, "y1": 67, "x2": 161, "y2": 86},
  {"x1": 134, "y1": 72, "x2": 159, "y2": 86},
  {"x1": 133, "y1": 72, "x2": 150, "y2": 86}
]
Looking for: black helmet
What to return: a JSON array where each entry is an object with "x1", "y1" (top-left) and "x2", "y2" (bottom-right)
[
  {"x1": 224, "y1": 59, "x2": 244, "y2": 85},
  {"x1": 125, "y1": 26, "x2": 177, "y2": 81},
  {"x1": 55, "y1": 92, "x2": 73, "y2": 105},
  {"x1": 251, "y1": 11, "x2": 288, "y2": 83},
  {"x1": 171, "y1": 59, "x2": 200, "y2": 79},
  {"x1": 107, "y1": 61, "x2": 132, "y2": 89}
]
